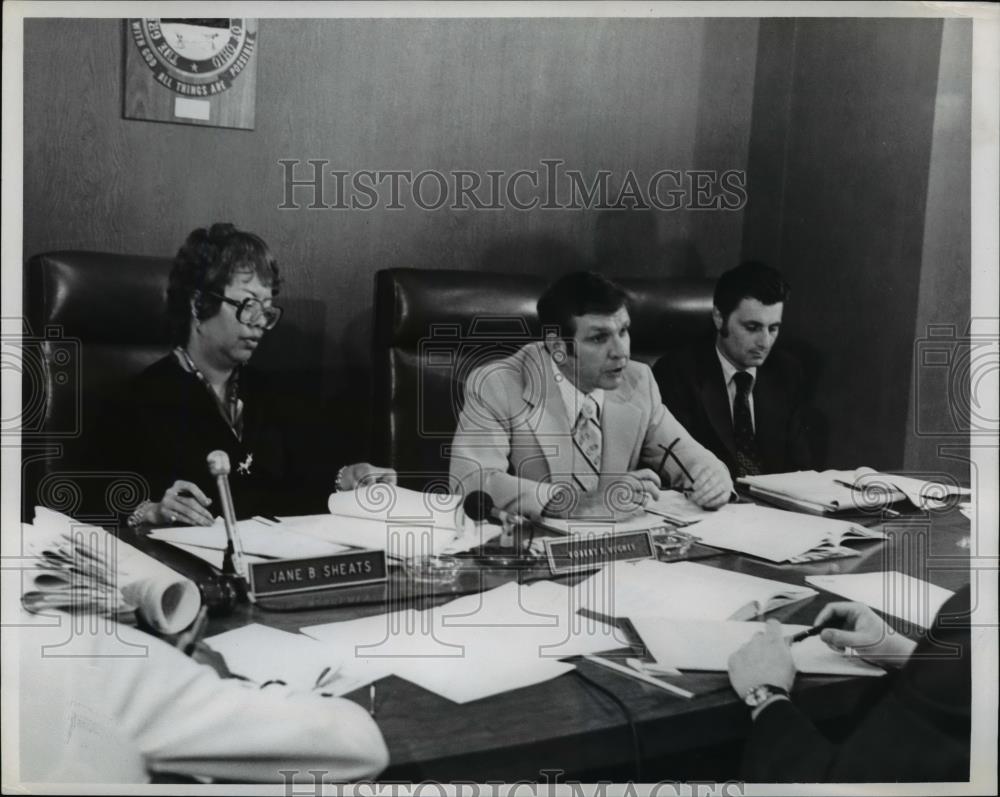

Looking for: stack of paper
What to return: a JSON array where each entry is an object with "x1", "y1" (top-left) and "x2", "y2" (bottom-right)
[
  {"x1": 738, "y1": 468, "x2": 904, "y2": 515},
  {"x1": 572, "y1": 559, "x2": 817, "y2": 622},
  {"x1": 806, "y1": 571, "x2": 954, "y2": 629},
  {"x1": 630, "y1": 617, "x2": 885, "y2": 677},
  {"x1": 739, "y1": 468, "x2": 970, "y2": 514},
  {"x1": 297, "y1": 580, "x2": 626, "y2": 703},
  {"x1": 686, "y1": 503, "x2": 885, "y2": 563}
]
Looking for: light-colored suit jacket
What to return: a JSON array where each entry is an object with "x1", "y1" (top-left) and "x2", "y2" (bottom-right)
[{"x1": 449, "y1": 342, "x2": 725, "y2": 517}]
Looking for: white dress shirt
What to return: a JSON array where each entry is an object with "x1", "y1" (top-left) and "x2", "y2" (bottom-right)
[
  {"x1": 552, "y1": 356, "x2": 605, "y2": 425},
  {"x1": 715, "y1": 346, "x2": 757, "y2": 432}
]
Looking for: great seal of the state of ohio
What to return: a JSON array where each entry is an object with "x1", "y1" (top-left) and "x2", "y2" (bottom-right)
[{"x1": 128, "y1": 18, "x2": 257, "y2": 97}]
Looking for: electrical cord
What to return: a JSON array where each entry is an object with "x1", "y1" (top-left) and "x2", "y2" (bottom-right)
[{"x1": 573, "y1": 667, "x2": 643, "y2": 782}]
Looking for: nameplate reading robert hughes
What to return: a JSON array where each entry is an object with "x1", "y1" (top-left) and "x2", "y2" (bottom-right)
[
  {"x1": 544, "y1": 530, "x2": 655, "y2": 575},
  {"x1": 249, "y1": 550, "x2": 388, "y2": 597}
]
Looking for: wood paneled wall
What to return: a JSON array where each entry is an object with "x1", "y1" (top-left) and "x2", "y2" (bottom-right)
[
  {"x1": 24, "y1": 18, "x2": 757, "y2": 460},
  {"x1": 742, "y1": 18, "x2": 968, "y2": 474}
]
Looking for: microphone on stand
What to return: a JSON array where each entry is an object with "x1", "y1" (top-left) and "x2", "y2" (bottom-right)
[
  {"x1": 207, "y1": 451, "x2": 252, "y2": 600},
  {"x1": 463, "y1": 491, "x2": 535, "y2": 562}
]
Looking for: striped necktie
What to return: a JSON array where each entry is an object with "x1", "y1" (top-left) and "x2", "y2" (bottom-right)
[{"x1": 572, "y1": 395, "x2": 602, "y2": 491}]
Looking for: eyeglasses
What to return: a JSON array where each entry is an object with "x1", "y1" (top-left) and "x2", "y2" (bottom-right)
[{"x1": 207, "y1": 292, "x2": 283, "y2": 330}]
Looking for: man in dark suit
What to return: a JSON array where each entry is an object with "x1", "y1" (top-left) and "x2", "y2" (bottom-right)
[
  {"x1": 652, "y1": 261, "x2": 812, "y2": 478},
  {"x1": 726, "y1": 585, "x2": 970, "y2": 781}
]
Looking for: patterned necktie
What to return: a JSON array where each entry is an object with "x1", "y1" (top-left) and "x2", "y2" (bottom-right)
[
  {"x1": 572, "y1": 395, "x2": 602, "y2": 492},
  {"x1": 732, "y1": 371, "x2": 762, "y2": 477}
]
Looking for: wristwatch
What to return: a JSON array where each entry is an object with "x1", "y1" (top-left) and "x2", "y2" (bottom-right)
[{"x1": 742, "y1": 684, "x2": 790, "y2": 708}]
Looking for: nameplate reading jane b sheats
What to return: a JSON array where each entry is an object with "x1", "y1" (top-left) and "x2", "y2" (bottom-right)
[
  {"x1": 249, "y1": 550, "x2": 388, "y2": 597},
  {"x1": 545, "y1": 530, "x2": 656, "y2": 575}
]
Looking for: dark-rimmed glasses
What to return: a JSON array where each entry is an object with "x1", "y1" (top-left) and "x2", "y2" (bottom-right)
[{"x1": 207, "y1": 292, "x2": 283, "y2": 330}]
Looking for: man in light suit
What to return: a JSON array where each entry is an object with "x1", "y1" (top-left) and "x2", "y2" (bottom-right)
[
  {"x1": 653, "y1": 261, "x2": 813, "y2": 479},
  {"x1": 449, "y1": 271, "x2": 732, "y2": 520}
]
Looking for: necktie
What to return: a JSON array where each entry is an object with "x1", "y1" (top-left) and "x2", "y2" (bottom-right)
[
  {"x1": 732, "y1": 371, "x2": 762, "y2": 477},
  {"x1": 572, "y1": 396, "x2": 602, "y2": 492}
]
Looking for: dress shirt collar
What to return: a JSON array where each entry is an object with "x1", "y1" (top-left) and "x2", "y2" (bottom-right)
[
  {"x1": 550, "y1": 352, "x2": 605, "y2": 423},
  {"x1": 715, "y1": 344, "x2": 757, "y2": 388}
]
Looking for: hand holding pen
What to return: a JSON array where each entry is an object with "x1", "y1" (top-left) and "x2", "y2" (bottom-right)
[{"x1": 799, "y1": 601, "x2": 917, "y2": 667}]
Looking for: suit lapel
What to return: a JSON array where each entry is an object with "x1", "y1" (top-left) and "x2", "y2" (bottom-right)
[
  {"x1": 521, "y1": 344, "x2": 577, "y2": 482},
  {"x1": 601, "y1": 377, "x2": 641, "y2": 473},
  {"x1": 699, "y1": 347, "x2": 739, "y2": 460},
  {"x1": 752, "y1": 364, "x2": 784, "y2": 468}
]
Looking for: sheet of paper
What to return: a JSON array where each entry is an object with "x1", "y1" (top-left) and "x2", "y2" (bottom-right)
[
  {"x1": 299, "y1": 581, "x2": 624, "y2": 703},
  {"x1": 276, "y1": 513, "x2": 471, "y2": 557},
  {"x1": 870, "y1": 472, "x2": 970, "y2": 510},
  {"x1": 685, "y1": 503, "x2": 879, "y2": 563},
  {"x1": 738, "y1": 468, "x2": 901, "y2": 512},
  {"x1": 538, "y1": 512, "x2": 668, "y2": 536},
  {"x1": 630, "y1": 617, "x2": 885, "y2": 677},
  {"x1": 328, "y1": 485, "x2": 463, "y2": 530},
  {"x1": 165, "y1": 542, "x2": 272, "y2": 570},
  {"x1": 148, "y1": 517, "x2": 351, "y2": 559},
  {"x1": 204, "y1": 623, "x2": 332, "y2": 690},
  {"x1": 573, "y1": 559, "x2": 817, "y2": 621},
  {"x1": 644, "y1": 491, "x2": 714, "y2": 525},
  {"x1": 806, "y1": 571, "x2": 954, "y2": 629}
]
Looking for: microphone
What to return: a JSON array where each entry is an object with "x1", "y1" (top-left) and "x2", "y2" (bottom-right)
[
  {"x1": 463, "y1": 491, "x2": 527, "y2": 551},
  {"x1": 206, "y1": 451, "x2": 250, "y2": 592}
]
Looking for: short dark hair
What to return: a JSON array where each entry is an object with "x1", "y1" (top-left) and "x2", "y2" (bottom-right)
[
  {"x1": 537, "y1": 271, "x2": 629, "y2": 338},
  {"x1": 167, "y1": 223, "x2": 281, "y2": 345},
  {"x1": 713, "y1": 261, "x2": 790, "y2": 320}
]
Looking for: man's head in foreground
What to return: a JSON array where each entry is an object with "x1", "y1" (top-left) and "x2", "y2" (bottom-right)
[{"x1": 538, "y1": 271, "x2": 631, "y2": 394}]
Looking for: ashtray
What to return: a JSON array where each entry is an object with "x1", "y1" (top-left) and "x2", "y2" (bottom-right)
[
  {"x1": 651, "y1": 529, "x2": 696, "y2": 561},
  {"x1": 401, "y1": 554, "x2": 463, "y2": 586}
]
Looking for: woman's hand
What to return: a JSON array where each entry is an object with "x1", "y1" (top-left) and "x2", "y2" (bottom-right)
[
  {"x1": 149, "y1": 480, "x2": 215, "y2": 526},
  {"x1": 337, "y1": 463, "x2": 398, "y2": 491}
]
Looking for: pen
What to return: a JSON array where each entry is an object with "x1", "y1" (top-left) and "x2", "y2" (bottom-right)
[
  {"x1": 369, "y1": 683, "x2": 377, "y2": 717},
  {"x1": 583, "y1": 654, "x2": 694, "y2": 699},
  {"x1": 177, "y1": 604, "x2": 209, "y2": 656},
  {"x1": 788, "y1": 625, "x2": 825, "y2": 644},
  {"x1": 788, "y1": 616, "x2": 846, "y2": 644}
]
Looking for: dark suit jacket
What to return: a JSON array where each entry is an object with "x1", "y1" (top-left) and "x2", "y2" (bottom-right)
[
  {"x1": 743, "y1": 585, "x2": 971, "y2": 782},
  {"x1": 652, "y1": 339, "x2": 813, "y2": 477}
]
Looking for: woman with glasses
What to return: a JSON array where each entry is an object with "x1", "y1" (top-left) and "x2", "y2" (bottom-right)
[{"x1": 119, "y1": 223, "x2": 396, "y2": 527}]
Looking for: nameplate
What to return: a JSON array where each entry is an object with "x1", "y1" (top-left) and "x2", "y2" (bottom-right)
[
  {"x1": 543, "y1": 530, "x2": 656, "y2": 575},
  {"x1": 249, "y1": 550, "x2": 388, "y2": 597}
]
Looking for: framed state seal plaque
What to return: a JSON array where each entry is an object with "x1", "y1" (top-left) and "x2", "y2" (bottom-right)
[{"x1": 123, "y1": 18, "x2": 258, "y2": 130}]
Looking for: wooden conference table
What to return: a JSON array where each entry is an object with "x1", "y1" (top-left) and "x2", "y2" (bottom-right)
[{"x1": 134, "y1": 502, "x2": 972, "y2": 783}]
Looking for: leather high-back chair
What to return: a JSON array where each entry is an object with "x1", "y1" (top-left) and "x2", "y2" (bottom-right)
[
  {"x1": 20, "y1": 252, "x2": 174, "y2": 522},
  {"x1": 373, "y1": 268, "x2": 715, "y2": 489}
]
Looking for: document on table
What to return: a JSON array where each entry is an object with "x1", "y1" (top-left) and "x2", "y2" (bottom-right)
[
  {"x1": 739, "y1": 468, "x2": 970, "y2": 513},
  {"x1": 644, "y1": 491, "x2": 715, "y2": 525},
  {"x1": 572, "y1": 559, "x2": 817, "y2": 622},
  {"x1": 165, "y1": 541, "x2": 272, "y2": 570},
  {"x1": 686, "y1": 503, "x2": 885, "y2": 563},
  {"x1": 630, "y1": 617, "x2": 885, "y2": 677},
  {"x1": 299, "y1": 580, "x2": 625, "y2": 703},
  {"x1": 148, "y1": 517, "x2": 351, "y2": 559},
  {"x1": 327, "y1": 485, "x2": 464, "y2": 530},
  {"x1": 806, "y1": 571, "x2": 954, "y2": 629}
]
